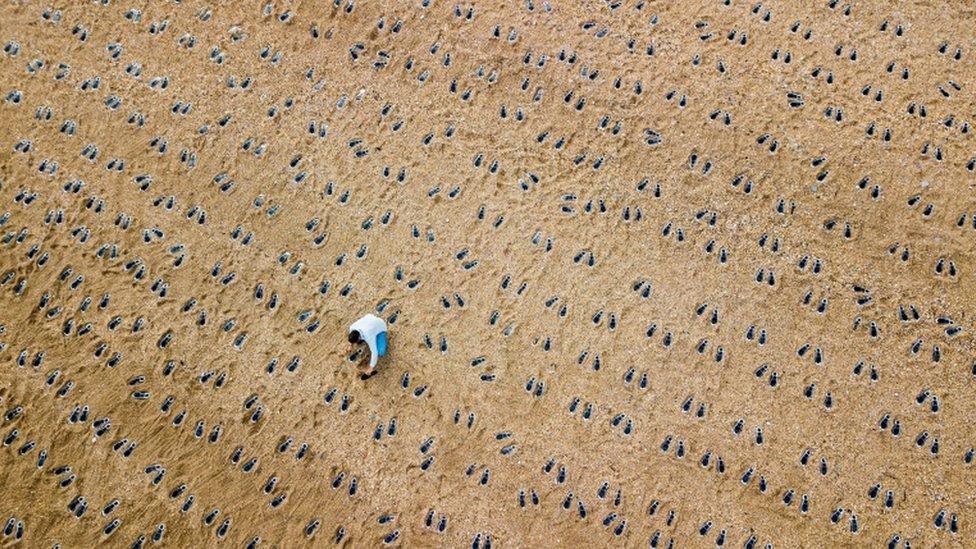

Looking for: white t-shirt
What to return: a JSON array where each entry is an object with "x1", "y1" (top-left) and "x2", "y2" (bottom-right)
[{"x1": 349, "y1": 314, "x2": 387, "y2": 369}]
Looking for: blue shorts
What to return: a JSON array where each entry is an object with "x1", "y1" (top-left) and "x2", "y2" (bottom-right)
[{"x1": 376, "y1": 332, "x2": 388, "y2": 356}]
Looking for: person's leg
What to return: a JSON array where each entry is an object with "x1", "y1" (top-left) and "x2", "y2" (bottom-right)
[{"x1": 376, "y1": 331, "x2": 388, "y2": 356}]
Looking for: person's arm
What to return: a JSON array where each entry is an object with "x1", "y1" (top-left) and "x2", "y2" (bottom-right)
[{"x1": 366, "y1": 336, "x2": 379, "y2": 369}]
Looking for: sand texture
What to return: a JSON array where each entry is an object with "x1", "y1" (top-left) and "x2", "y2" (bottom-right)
[{"x1": 1, "y1": 0, "x2": 976, "y2": 547}]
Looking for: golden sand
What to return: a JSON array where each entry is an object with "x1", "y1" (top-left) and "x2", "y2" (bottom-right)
[{"x1": 1, "y1": 0, "x2": 975, "y2": 547}]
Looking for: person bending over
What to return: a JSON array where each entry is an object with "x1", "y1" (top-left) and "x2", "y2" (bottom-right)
[{"x1": 348, "y1": 314, "x2": 388, "y2": 380}]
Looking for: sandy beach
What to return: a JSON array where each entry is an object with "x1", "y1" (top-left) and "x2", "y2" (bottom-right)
[{"x1": 1, "y1": 0, "x2": 975, "y2": 546}]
